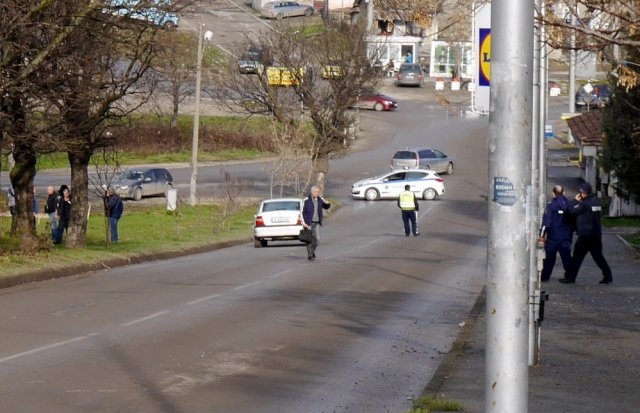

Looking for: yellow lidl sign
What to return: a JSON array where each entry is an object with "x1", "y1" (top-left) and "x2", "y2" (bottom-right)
[
  {"x1": 266, "y1": 66, "x2": 303, "y2": 86},
  {"x1": 479, "y1": 28, "x2": 491, "y2": 86}
]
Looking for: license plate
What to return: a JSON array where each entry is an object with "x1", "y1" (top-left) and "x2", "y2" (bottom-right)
[{"x1": 271, "y1": 217, "x2": 289, "y2": 223}]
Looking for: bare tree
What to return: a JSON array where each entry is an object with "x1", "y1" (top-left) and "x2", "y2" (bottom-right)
[{"x1": 216, "y1": 21, "x2": 380, "y2": 192}]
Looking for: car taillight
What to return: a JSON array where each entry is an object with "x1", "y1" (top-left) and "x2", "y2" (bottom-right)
[
  {"x1": 297, "y1": 215, "x2": 302, "y2": 225},
  {"x1": 436, "y1": 178, "x2": 444, "y2": 183},
  {"x1": 255, "y1": 216, "x2": 265, "y2": 227}
]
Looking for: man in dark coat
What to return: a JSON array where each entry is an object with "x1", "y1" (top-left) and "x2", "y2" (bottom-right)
[
  {"x1": 539, "y1": 185, "x2": 573, "y2": 282},
  {"x1": 44, "y1": 186, "x2": 58, "y2": 240},
  {"x1": 560, "y1": 182, "x2": 613, "y2": 284},
  {"x1": 106, "y1": 187, "x2": 124, "y2": 242},
  {"x1": 302, "y1": 185, "x2": 331, "y2": 261},
  {"x1": 54, "y1": 187, "x2": 71, "y2": 244}
]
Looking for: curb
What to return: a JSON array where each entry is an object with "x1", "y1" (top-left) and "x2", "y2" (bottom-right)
[{"x1": 0, "y1": 237, "x2": 251, "y2": 290}]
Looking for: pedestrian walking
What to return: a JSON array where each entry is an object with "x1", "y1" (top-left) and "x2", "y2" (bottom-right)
[
  {"x1": 302, "y1": 186, "x2": 331, "y2": 261},
  {"x1": 559, "y1": 182, "x2": 613, "y2": 284},
  {"x1": 539, "y1": 185, "x2": 573, "y2": 282},
  {"x1": 44, "y1": 186, "x2": 58, "y2": 239},
  {"x1": 398, "y1": 184, "x2": 419, "y2": 236},
  {"x1": 7, "y1": 185, "x2": 17, "y2": 237},
  {"x1": 32, "y1": 187, "x2": 39, "y2": 228},
  {"x1": 106, "y1": 187, "x2": 124, "y2": 242},
  {"x1": 54, "y1": 187, "x2": 71, "y2": 245}
]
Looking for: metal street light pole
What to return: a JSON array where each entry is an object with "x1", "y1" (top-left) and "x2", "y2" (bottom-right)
[
  {"x1": 486, "y1": 0, "x2": 534, "y2": 411},
  {"x1": 190, "y1": 25, "x2": 213, "y2": 207}
]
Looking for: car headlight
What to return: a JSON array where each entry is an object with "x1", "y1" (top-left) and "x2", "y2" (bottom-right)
[{"x1": 119, "y1": 185, "x2": 129, "y2": 190}]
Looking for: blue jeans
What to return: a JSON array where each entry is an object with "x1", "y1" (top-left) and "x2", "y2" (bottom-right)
[
  {"x1": 48, "y1": 212, "x2": 58, "y2": 239},
  {"x1": 109, "y1": 217, "x2": 119, "y2": 242}
]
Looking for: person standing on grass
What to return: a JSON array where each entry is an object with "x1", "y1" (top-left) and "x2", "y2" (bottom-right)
[
  {"x1": 7, "y1": 185, "x2": 17, "y2": 237},
  {"x1": 44, "y1": 186, "x2": 58, "y2": 240},
  {"x1": 54, "y1": 188, "x2": 71, "y2": 244},
  {"x1": 302, "y1": 186, "x2": 331, "y2": 261},
  {"x1": 106, "y1": 187, "x2": 124, "y2": 242}
]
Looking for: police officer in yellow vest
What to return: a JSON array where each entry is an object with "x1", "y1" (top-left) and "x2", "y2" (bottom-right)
[{"x1": 398, "y1": 184, "x2": 419, "y2": 237}]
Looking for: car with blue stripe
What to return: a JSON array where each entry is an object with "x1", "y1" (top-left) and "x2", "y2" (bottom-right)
[{"x1": 351, "y1": 169, "x2": 445, "y2": 201}]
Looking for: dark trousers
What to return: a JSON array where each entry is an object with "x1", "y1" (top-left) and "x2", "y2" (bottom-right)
[
  {"x1": 567, "y1": 235, "x2": 612, "y2": 281},
  {"x1": 54, "y1": 223, "x2": 67, "y2": 244},
  {"x1": 9, "y1": 206, "x2": 17, "y2": 237},
  {"x1": 541, "y1": 238, "x2": 572, "y2": 281},
  {"x1": 109, "y1": 217, "x2": 120, "y2": 242},
  {"x1": 401, "y1": 210, "x2": 418, "y2": 235},
  {"x1": 306, "y1": 222, "x2": 320, "y2": 258}
]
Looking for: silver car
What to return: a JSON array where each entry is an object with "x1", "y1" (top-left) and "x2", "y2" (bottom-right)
[
  {"x1": 260, "y1": 1, "x2": 314, "y2": 19},
  {"x1": 391, "y1": 147, "x2": 454, "y2": 175},
  {"x1": 114, "y1": 168, "x2": 174, "y2": 201}
]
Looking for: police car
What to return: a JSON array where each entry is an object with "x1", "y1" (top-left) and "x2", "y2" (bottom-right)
[{"x1": 351, "y1": 169, "x2": 445, "y2": 201}]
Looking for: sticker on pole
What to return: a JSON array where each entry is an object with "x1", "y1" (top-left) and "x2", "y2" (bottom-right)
[{"x1": 493, "y1": 177, "x2": 517, "y2": 206}]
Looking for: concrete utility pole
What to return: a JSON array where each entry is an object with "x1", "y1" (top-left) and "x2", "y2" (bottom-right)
[
  {"x1": 568, "y1": 5, "x2": 576, "y2": 116},
  {"x1": 190, "y1": 25, "x2": 213, "y2": 206},
  {"x1": 486, "y1": 0, "x2": 534, "y2": 412}
]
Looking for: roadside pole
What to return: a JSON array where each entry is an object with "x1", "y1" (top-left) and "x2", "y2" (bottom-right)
[
  {"x1": 486, "y1": 1, "x2": 534, "y2": 412},
  {"x1": 190, "y1": 23, "x2": 205, "y2": 207}
]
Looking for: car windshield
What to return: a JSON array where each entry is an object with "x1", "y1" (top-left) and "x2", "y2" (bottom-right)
[
  {"x1": 262, "y1": 201, "x2": 300, "y2": 212},
  {"x1": 393, "y1": 151, "x2": 417, "y2": 160},
  {"x1": 399, "y1": 65, "x2": 420, "y2": 73},
  {"x1": 124, "y1": 171, "x2": 144, "y2": 180}
]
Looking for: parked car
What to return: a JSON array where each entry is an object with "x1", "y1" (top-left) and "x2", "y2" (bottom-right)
[
  {"x1": 548, "y1": 80, "x2": 561, "y2": 96},
  {"x1": 352, "y1": 169, "x2": 445, "y2": 201},
  {"x1": 575, "y1": 83, "x2": 610, "y2": 111},
  {"x1": 238, "y1": 46, "x2": 273, "y2": 74},
  {"x1": 253, "y1": 198, "x2": 304, "y2": 247},
  {"x1": 395, "y1": 63, "x2": 424, "y2": 87},
  {"x1": 353, "y1": 94, "x2": 398, "y2": 111},
  {"x1": 107, "y1": 0, "x2": 179, "y2": 29},
  {"x1": 260, "y1": 1, "x2": 314, "y2": 19},
  {"x1": 391, "y1": 147, "x2": 454, "y2": 175},
  {"x1": 113, "y1": 168, "x2": 174, "y2": 201}
]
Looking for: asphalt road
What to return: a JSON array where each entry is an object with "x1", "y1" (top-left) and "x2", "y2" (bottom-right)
[{"x1": 0, "y1": 86, "x2": 492, "y2": 412}]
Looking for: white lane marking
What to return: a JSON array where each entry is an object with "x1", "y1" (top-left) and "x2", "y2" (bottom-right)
[
  {"x1": 186, "y1": 293, "x2": 222, "y2": 306},
  {"x1": 120, "y1": 311, "x2": 170, "y2": 327},
  {"x1": 0, "y1": 333, "x2": 98, "y2": 364},
  {"x1": 233, "y1": 281, "x2": 261, "y2": 291},
  {"x1": 326, "y1": 238, "x2": 381, "y2": 260},
  {"x1": 186, "y1": 269, "x2": 293, "y2": 306}
]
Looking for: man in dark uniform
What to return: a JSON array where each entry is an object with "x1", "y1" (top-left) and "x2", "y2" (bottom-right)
[
  {"x1": 539, "y1": 185, "x2": 573, "y2": 282},
  {"x1": 560, "y1": 182, "x2": 613, "y2": 284}
]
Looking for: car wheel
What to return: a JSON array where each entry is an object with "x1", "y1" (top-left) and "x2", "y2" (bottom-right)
[
  {"x1": 254, "y1": 238, "x2": 266, "y2": 248},
  {"x1": 423, "y1": 164, "x2": 431, "y2": 170},
  {"x1": 446, "y1": 162, "x2": 454, "y2": 175},
  {"x1": 374, "y1": 102, "x2": 384, "y2": 112},
  {"x1": 276, "y1": 12, "x2": 284, "y2": 19},
  {"x1": 365, "y1": 188, "x2": 380, "y2": 201},
  {"x1": 304, "y1": 8, "x2": 312, "y2": 16},
  {"x1": 133, "y1": 187, "x2": 142, "y2": 201},
  {"x1": 423, "y1": 188, "x2": 438, "y2": 200}
]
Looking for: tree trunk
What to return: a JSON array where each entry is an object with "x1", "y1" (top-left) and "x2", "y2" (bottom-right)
[
  {"x1": 9, "y1": 142, "x2": 38, "y2": 251},
  {"x1": 312, "y1": 153, "x2": 330, "y2": 193},
  {"x1": 66, "y1": 148, "x2": 92, "y2": 248},
  {"x1": 171, "y1": 81, "x2": 180, "y2": 129}
]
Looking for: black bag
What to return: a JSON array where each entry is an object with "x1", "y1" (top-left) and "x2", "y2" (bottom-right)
[{"x1": 298, "y1": 228, "x2": 313, "y2": 243}]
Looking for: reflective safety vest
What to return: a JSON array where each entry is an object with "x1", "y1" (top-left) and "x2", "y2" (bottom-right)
[{"x1": 399, "y1": 191, "x2": 416, "y2": 210}]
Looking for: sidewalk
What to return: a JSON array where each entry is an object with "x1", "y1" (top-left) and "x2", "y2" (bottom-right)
[{"x1": 431, "y1": 231, "x2": 640, "y2": 411}]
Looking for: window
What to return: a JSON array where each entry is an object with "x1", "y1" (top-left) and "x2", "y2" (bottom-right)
[
  {"x1": 406, "y1": 172, "x2": 427, "y2": 181},
  {"x1": 386, "y1": 173, "x2": 406, "y2": 182},
  {"x1": 393, "y1": 151, "x2": 417, "y2": 160},
  {"x1": 422, "y1": 149, "x2": 436, "y2": 158},
  {"x1": 432, "y1": 149, "x2": 446, "y2": 158},
  {"x1": 263, "y1": 201, "x2": 301, "y2": 212}
]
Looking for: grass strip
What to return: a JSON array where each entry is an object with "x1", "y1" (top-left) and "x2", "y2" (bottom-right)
[
  {"x1": 409, "y1": 395, "x2": 464, "y2": 412},
  {"x1": 0, "y1": 202, "x2": 258, "y2": 280}
]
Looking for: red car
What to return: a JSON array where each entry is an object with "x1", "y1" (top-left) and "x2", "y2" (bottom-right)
[{"x1": 353, "y1": 94, "x2": 398, "y2": 111}]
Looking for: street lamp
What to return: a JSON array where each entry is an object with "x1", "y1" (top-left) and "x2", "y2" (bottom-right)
[{"x1": 190, "y1": 25, "x2": 214, "y2": 206}]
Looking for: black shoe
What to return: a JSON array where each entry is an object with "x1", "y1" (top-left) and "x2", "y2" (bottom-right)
[
  {"x1": 599, "y1": 277, "x2": 613, "y2": 284},
  {"x1": 540, "y1": 278, "x2": 549, "y2": 283},
  {"x1": 413, "y1": 232, "x2": 420, "y2": 236},
  {"x1": 558, "y1": 278, "x2": 575, "y2": 284},
  {"x1": 308, "y1": 256, "x2": 315, "y2": 261}
]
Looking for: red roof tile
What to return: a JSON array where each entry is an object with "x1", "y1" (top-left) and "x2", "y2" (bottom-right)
[{"x1": 567, "y1": 111, "x2": 603, "y2": 146}]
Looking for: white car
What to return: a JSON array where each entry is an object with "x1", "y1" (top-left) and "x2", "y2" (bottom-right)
[
  {"x1": 253, "y1": 198, "x2": 304, "y2": 248},
  {"x1": 351, "y1": 169, "x2": 445, "y2": 201}
]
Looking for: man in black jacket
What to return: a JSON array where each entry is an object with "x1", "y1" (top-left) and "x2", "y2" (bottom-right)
[
  {"x1": 560, "y1": 182, "x2": 613, "y2": 284},
  {"x1": 302, "y1": 186, "x2": 331, "y2": 261},
  {"x1": 44, "y1": 186, "x2": 58, "y2": 240}
]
